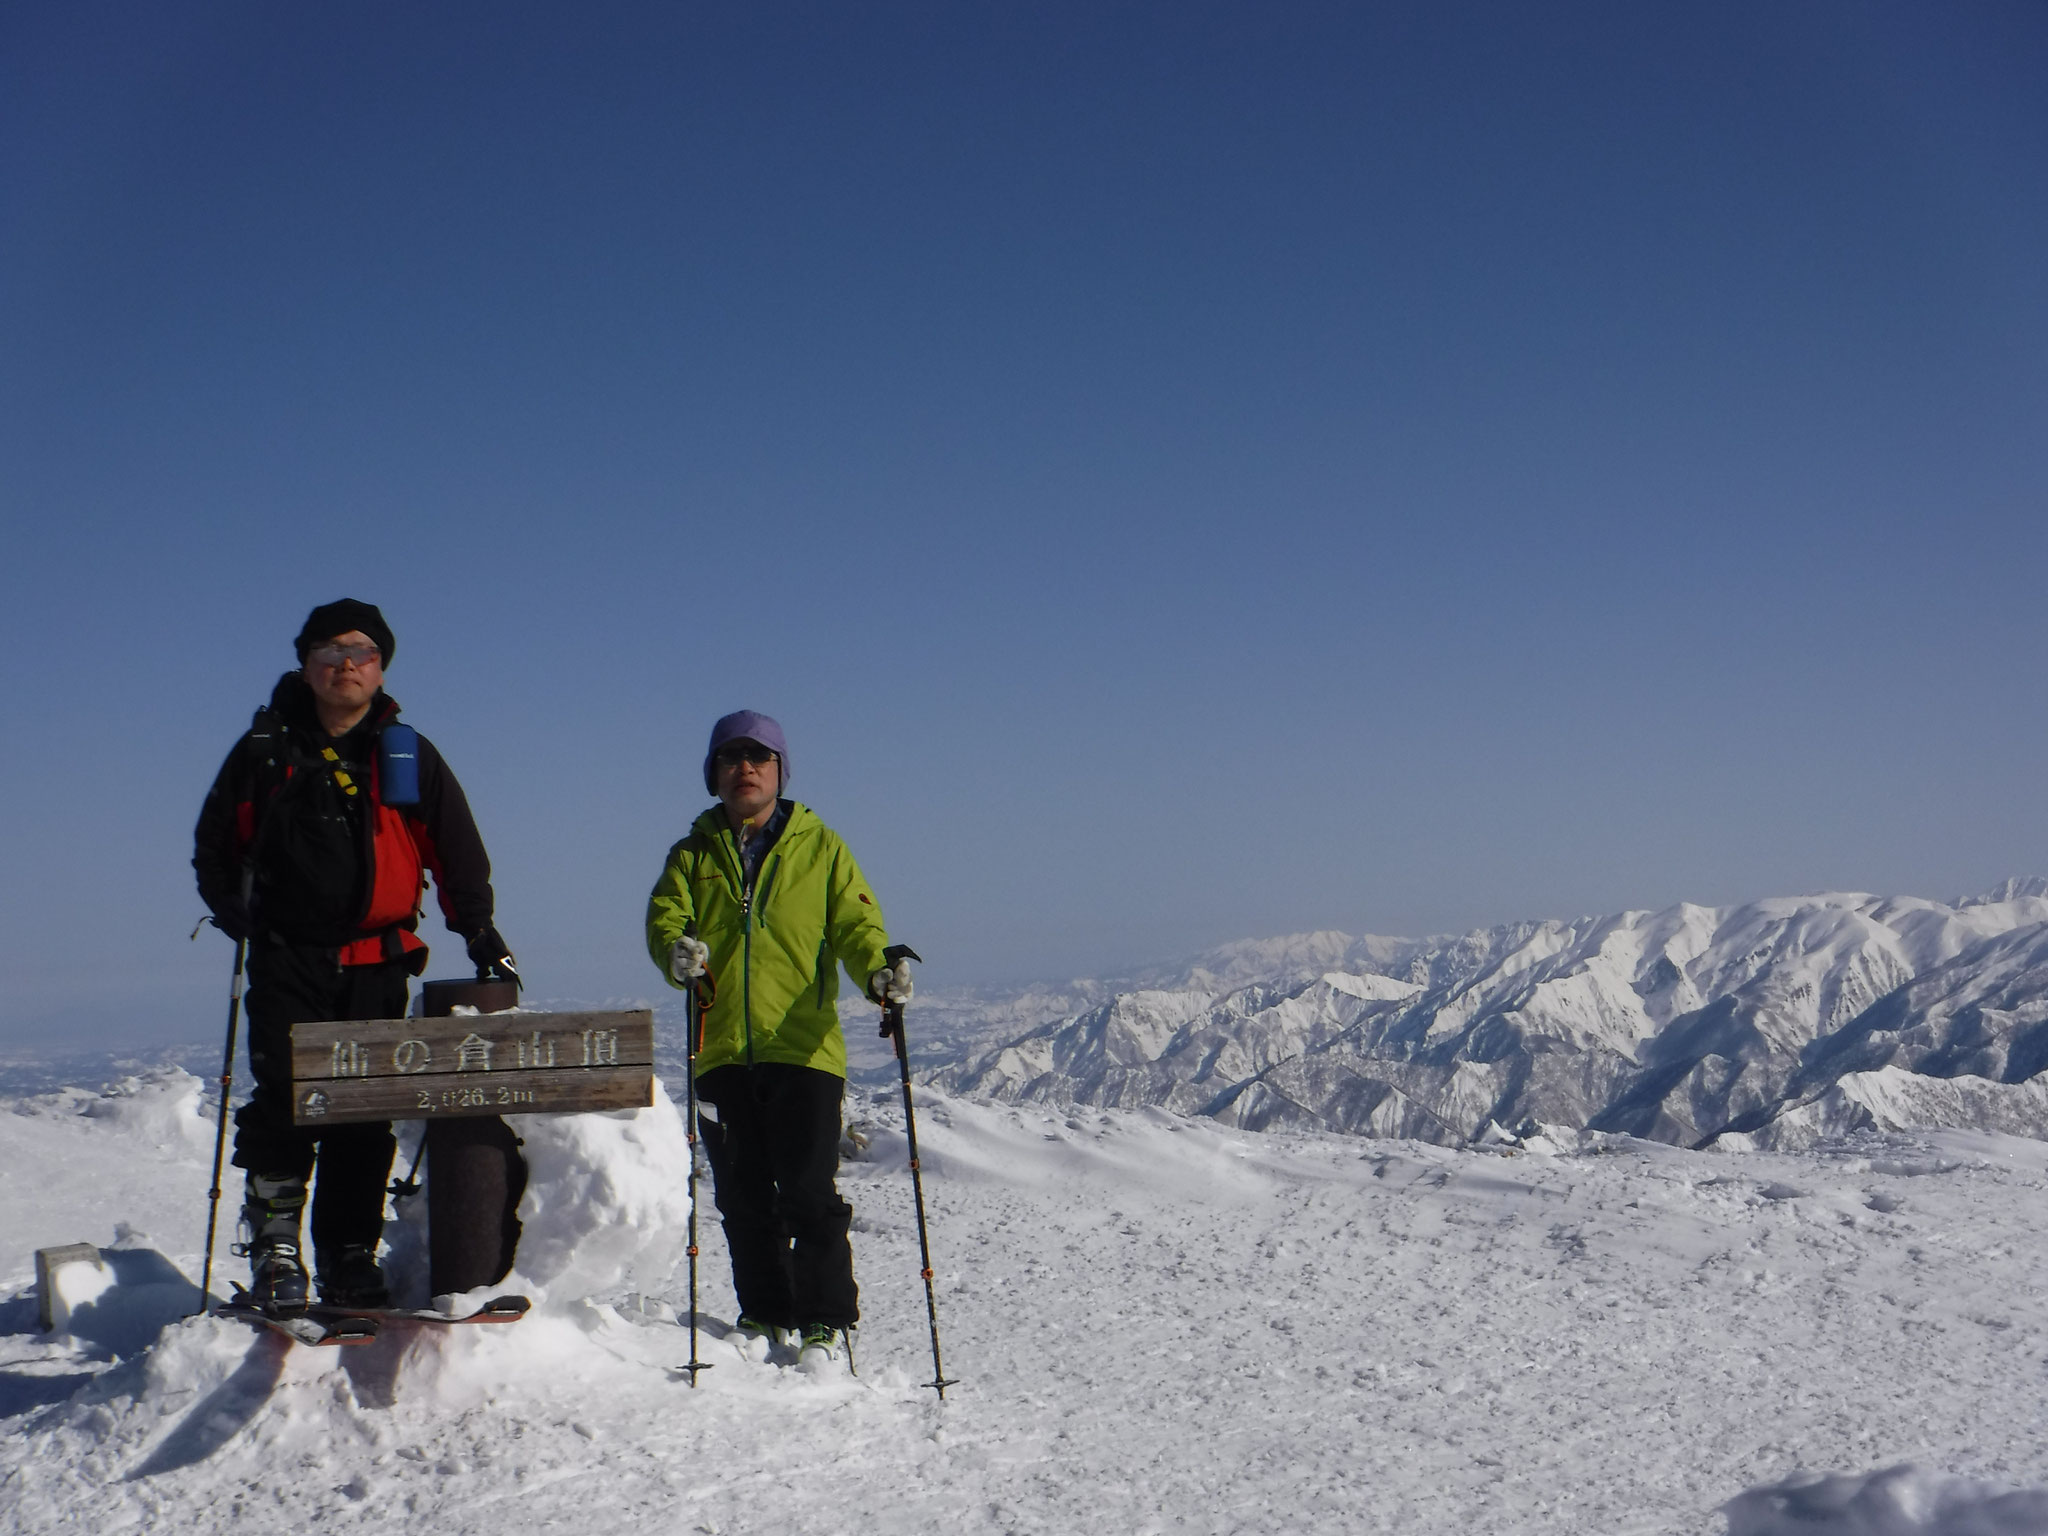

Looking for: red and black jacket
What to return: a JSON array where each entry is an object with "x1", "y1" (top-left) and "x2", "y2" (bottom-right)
[{"x1": 194, "y1": 673, "x2": 496, "y2": 968}]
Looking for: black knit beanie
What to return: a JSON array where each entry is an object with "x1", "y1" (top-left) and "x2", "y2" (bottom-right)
[{"x1": 295, "y1": 599, "x2": 395, "y2": 666}]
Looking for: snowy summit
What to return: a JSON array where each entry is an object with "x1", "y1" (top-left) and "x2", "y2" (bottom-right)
[{"x1": 11, "y1": 882, "x2": 2048, "y2": 1533}]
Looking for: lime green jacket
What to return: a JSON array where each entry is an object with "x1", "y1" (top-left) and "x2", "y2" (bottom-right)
[{"x1": 645, "y1": 801, "x2": 891, "y2": 1079}]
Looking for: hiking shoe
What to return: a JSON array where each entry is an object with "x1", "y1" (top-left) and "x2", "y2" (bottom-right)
[
  {"x1": 796, "y1": 1322, "x2": 846, "y2": 1376},
  {"x1": 247, "y1": 1241, "x2": 310, "y2": 1316},
  {"x1": 238, "y1": 1172, "x2": 309, "y2": 1314},
  {"x1": 732, "y1": 1315, "x2": 785, "y2": 1362},
  {"x1": 315, "y1": 1244, "x2": 391, "y2": 1308}
]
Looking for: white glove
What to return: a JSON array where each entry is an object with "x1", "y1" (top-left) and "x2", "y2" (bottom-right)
[
  {"x1": 669, "y1": 936, "x2": 711, "y2": 983},
  {"x1": 868, "y1": 958, "x2": 914, "y2": 1005}
]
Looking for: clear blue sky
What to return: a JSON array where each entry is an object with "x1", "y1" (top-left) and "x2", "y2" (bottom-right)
[{"x1": 3, "y1": 2, "x2": 2044, "y2": 1049}]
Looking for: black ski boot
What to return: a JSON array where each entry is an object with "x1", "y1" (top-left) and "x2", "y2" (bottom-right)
[
  {"x1": 237, "y1": 1173, "x2": 310, "y2": 1315},
  {"x1": 316, "y1": 1244, "x2": 391, "y2": 1308}
]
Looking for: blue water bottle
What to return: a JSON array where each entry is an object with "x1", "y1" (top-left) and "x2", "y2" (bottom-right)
[{"x1": 379, "y1": 723, "x2": 421, "y2": 805}]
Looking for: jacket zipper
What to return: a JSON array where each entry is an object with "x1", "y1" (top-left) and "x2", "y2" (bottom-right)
[
  {"x1": 730, "y1": 825, "x2": 756, "y2": 1066},
  {"x1": 735, "y1": 827, "x2": 784, "y2": 1069}
]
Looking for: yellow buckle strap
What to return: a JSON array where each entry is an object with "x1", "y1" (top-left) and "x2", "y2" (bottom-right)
[{"x1": 320, "y1": 745, "x2": 360, "y2": 797}]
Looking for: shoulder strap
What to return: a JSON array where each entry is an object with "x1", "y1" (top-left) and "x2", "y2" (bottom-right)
[
  {"x1": 315, "y1": 743, "x2": 364, "y2": 800},
  {"x1": 242, "y1": 706, "x2": 289, "y2": 800},
  {"x1": 238, "y1": 705, "x2": 308, "y2": 860},
  {"x1": 244, "y1": 704, "x2": 282, "y2": 761}
]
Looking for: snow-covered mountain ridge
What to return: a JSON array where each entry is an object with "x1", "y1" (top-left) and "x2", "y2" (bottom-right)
[{"x1": 926, "y1": 880, "x2": 2048, "y2": 1149}]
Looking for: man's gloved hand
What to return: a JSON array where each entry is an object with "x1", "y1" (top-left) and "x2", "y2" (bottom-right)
[
  {"x1": 867, "y1": 957, "x2": 914, "y2": 1006},
  {"x1": 669, "y1": 936, "x2": 711, "y2": 983},
  {"x1": 467, "y1": 926, "x2": 520, "y2": 987}
]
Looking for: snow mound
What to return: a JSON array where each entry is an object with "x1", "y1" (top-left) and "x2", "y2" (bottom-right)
[
  {"x1": 497, "y1": 1075, "x2": 696, "y2": 1309},
  {"x1": 7, "y1": 1068, "x2": 214, "y2": 1155},
  {"x1": 1725, "y1": 1464, "x2": 2048, "y2": 1535}
]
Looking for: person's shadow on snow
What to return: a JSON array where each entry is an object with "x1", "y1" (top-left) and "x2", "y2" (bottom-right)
[{"x1": 126, "y1": 1331, "x2": 290, "y2": 1479}]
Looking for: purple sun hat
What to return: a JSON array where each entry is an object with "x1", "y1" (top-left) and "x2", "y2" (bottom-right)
[{"x1": 703, "y1": 710, "x2": 789, "y2": 794}]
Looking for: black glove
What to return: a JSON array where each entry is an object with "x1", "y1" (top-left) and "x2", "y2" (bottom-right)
[
  {"x1": 193, "y1": 908, "x2": 250, "y2": 944},
  {"x1": 467, "y1": 926, "x2": 520, "y2": 987}
]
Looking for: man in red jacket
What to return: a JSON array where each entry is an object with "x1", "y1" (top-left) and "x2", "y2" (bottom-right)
[{"x1": 194, "y1": 599, "x2": 516, "y2": 1312}]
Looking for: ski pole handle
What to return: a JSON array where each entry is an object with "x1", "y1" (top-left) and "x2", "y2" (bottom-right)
[{"x1": 878, "y1": 944, "x2": 921, "y2": 1040}]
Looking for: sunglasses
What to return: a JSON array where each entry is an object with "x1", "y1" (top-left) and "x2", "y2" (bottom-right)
[
  {"x1": 307, "y1": 643, "x2": 382, "y2": 668},
  {"x1": 714, "y1": 742, "x2": 778, "y2": 769}
]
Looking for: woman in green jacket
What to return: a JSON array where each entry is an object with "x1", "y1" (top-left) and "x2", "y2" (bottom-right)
[{"x1": 646, "y1": 710, "x2": 911, "y2": 1370}]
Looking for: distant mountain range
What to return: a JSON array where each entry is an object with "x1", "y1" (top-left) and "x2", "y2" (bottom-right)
[{"x1": 922, "y1": 879, "x2": 2048, "y2": 1150}]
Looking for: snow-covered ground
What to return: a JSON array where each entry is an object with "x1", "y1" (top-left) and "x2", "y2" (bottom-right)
[{"x1": 7, "y1": 1068, "x2": 2048, "y2": 1534}]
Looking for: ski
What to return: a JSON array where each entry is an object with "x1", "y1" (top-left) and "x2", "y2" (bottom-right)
[
  {"x1": 217, "y1": 1300, "x2": 380, "y2": 1347},
  {"x1": 309, "y1": 1294, "x2": 530, "y2": 1327}
]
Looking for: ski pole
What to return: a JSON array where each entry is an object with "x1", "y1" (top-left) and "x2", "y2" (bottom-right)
[
  {"x1": 193, "y1": 920, "x2": 248, "y2": 1316},
  {"x1": 677, "y1": 968, "x2": 714, "y2": 1384},
  {"x1": 878, "y1": 944, "x2": 956, "y2": 1399}
]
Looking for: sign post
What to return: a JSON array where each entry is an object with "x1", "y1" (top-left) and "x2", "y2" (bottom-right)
[
  {"x1": 290, "y1": 1002, "x2": 655, "y2": 1296},
  {"x1": 289, "y1": 1009, "x2": 655, "y2": 1125}
]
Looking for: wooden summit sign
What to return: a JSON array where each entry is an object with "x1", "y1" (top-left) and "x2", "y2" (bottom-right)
[{"x1": 290, "y1": 1010, "x2": 654, "y2": 1126}]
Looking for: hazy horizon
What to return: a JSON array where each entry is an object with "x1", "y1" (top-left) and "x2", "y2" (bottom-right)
[{"x1": 5, "y1": 3, "x2": 2045, "y2": 1050}]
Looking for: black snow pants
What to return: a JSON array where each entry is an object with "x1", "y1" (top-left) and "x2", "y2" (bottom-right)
[
  {"x1": 695, "y1": 1063, "x2": 859, "y2": 1330},
  {"x1": 230, "y1": 939, "x2": 407, "y2": 1254}
]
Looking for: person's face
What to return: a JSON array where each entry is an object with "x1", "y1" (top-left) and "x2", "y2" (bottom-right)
[
  {"x1": 303, "y1": 630, "x2": 385, "y2": 714},
  {"x1": 714, "y1": 738, "x2": 781, "y2": 825}
]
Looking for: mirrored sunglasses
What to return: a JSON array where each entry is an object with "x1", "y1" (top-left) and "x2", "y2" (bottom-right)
[{"x1": 307, "y1": 642, "x2": 382, "y2": 668}]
